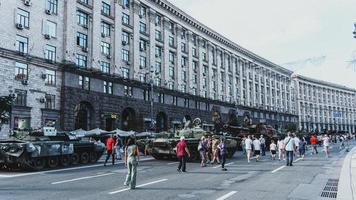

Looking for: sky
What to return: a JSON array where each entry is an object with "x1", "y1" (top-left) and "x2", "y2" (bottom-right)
[{"x1": 168, "y1": 0, "x2": 356, "y2": 88}]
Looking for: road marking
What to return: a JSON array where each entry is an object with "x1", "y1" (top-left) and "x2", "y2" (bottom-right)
[
  {"x1": 271, "y1": 157, "x2": 303, "y2": 173},
  {"x1": 167, "y1": 162, "x2": 179, "y2": 165},
  {"x1": 271, "y1": 165, "x2": 285, "y2": 173},
  {"x1": 213, "y1": 162, "x2": 234, "y2": 169},
  {"x1": 109, "y1": 178, "x2": 168, "y2": 194},
  {"x1": 0, "y1": 157, "x2": 154, "y2": 178},
  {"x1": 216, "y1": 191, "x2": 237, "y2": 200},
  {"x1": 51, "y1": 173, "x2": 115, "y2": 185}
]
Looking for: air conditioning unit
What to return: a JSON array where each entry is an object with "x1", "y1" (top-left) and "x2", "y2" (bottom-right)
[
  {"x1": 41, "y1": 74, "x2": 47, "y2": 79},
  {"x1": 24, "y1": 0, "x2": 31, "y2": 6},
  {"x1": 45, "y1": 9, "x2": 51, "y2": 15},
  {"x1": 155, "y1": 54, "x2": 159, "y2": 58},
  {"x1": 21, "y1": 80, "x2": 28, "y2": 85},
  {"x1": 126, "y1": 61, "x2": 131, "y2": 65},
  {"x1": 139, "y1": 47, "x2": 144, "y2": 51},
  {"x1": 44, "y1": 34, "x2": 51, "y2": 39},
  {"x1": 16, "y1": 23, "x2": 24, "y2": 30},
  {"x1": 122, "y1": 41, "x2": 127, "y2": 46},
  {"x1": 139, "y1": 14, "x2": 143, "y2": 19},
  {"x1": 101, "y1": 33, "x2": 106, "y2": 38},
  {"x1": 82, "y1": 47, "x2": 88, "y2": 52},
  {"x1": 39, "y1": 98, "x2": 46, "y2": 103},
  {"x1": 82, "y1": 24, "x2": 88, "y2": 29},
  {"x1": 106, "y1": 55, "x2": 111, "y2": 59}
]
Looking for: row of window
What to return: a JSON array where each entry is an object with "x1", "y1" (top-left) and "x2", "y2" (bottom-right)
[
  {"x1": 15, "y1": 62, "x2": 56, "y2": 85},
  {"x1": 14, "y1": 89, "x2": 56, "y2": 109},
  {"x1": 78, "y1": 75, "x2": 210, "y2": 110}
]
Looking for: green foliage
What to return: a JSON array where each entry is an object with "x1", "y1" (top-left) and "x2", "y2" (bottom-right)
[
  {"x1": 285, "y1": 123, "x2": 297, "y2": 133},
  {"x1": 0, "y1": 96, "x2": 14, "y2": 126}
]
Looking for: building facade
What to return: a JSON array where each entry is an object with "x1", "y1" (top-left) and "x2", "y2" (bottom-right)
[
  {"x1": 293, "y1": 75, "x2": 356, "y2": 133},
  {"x1": 1, "y1": 0, "x2": 323, "y2": 137},
  {"x1": 0, "y1": 0, "x2": 63, "y2": 138}
]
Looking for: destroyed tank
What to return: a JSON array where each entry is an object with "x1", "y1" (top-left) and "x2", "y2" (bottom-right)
[
  {"x1": 151, "y1": 118, "x2": 238, "y2": 161},
  {"x1": 0, "y1": 127, "x2": 105, "y2": 171}
]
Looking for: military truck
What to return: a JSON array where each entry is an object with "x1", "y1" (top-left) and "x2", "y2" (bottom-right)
[
  {"x1": 0, "y1": 127, "x2": 105, "y2": 171},
  {"x1": 151, "y1": 118, "x2": 238, "y2": 161}
]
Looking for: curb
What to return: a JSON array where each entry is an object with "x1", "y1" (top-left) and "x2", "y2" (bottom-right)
[{"x1": 337, "y1": 146, "x2": 356, "y2": 200}]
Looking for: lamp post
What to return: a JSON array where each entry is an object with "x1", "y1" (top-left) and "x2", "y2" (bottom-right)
[
  {"x1": 146, "y1": 68, "x2": 159, "y2": 131},
  {"x1": 7, "y1": 90, "x2": 16, "y2": 134}
]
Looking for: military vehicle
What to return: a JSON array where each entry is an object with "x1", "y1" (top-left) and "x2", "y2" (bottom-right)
[
  {"x1": 0, "y1": 127, "x2": 105, "y2": 171},
  {"x1": 151, "y1": 118, "x2": 238, "y2": 161}
]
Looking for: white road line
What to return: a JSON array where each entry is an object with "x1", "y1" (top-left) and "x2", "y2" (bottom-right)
[
  {"x1": 271, "y1": 166, "x2": 285, "y2": 173},
  {"x1": 167, "y1": 162, "x2": 179, "y2": 165},
  {"x1": 216, "y1": 191, "x2": 237, "y2": 200},
  {"x1": 51, "y1": 173, "x2": 115, "y2": 185},
  {"x1": 271, "y1": 157, "x2": 303, "y2": 173},
  {"x1": 0, "y1": 157, "x2": 154, "y2": 178},
  {"x1": 213, "y1": 162, "x2": 234, "y2": 168},
  {"x1": 109, "y1": 178, "x2": 168, "y2": 194}
]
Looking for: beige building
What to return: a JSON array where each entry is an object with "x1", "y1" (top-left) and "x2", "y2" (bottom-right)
[{"x1": 293, "y1": 74, "x2": 356, "y2": 133}]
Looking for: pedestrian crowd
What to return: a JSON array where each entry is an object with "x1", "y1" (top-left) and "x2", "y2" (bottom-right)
[
  {"x1": 196, "y1": 135, "x2": 229, "y2": 171},
  {"x1": 98, "y1": 131, "x2": 355, "y2": 190}
]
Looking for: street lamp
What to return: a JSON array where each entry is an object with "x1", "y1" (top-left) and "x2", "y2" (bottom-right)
[
  {"x1": 7, "y1": 90, "x2": 16, "y2": 134},
  {"x1": 146, "y1": 68, "x2": 160, "y2": 131}
]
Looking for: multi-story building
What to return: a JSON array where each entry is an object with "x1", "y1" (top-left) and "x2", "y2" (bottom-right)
[
  {"x1": 59, "y1": 0, "x2": 298, "y2": 132},
  {"x1": 293, "y1": 74, "x2": 356, "y2": 133},
  {"x1": 0, "y1": 0, "x2": 302, "y2": 137},
  {"x1": 0, "y1": 0, "x2": 63, "y2": 137}
]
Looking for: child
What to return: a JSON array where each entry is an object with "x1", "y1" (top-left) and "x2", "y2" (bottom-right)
[{"x1": 270, "y1": 140, "x2": 277, "y2": 160}]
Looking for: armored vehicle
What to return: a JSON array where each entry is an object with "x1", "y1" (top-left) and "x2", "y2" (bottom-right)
[
  {"x1": 151, "y1": 118, "x2": 238, "y2": 161},
  {"x1": 0, "y1": 127, "x2": 105, "y2": 171}
]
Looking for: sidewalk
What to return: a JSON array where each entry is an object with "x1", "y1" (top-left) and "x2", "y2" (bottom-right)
[{"x1": 337, "y1": 145, "x2": 356, "y2": 200}]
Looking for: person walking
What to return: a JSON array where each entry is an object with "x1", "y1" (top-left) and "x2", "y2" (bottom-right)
[
  {"x1": 241, "y1": 136, "x2": 246, "y2": 155},
  {"x1": 299, "y1": 137, "x2": 307, "y2": 160},
  {"x1": 211, "y1": 136, "x2": 220, "y2": 164},
  {"x1": 206, "y1": 136, "x2": 213, "y2": 164},
  {"x1": 104, "y1": 135, "x2": 116, "y2": 166},
  {"x1": 260, "y1": 135, "x2": 266, "y2": 156},
  {"x1": 323, "y1": 134, "x2": 330, "y2": 158},
  {"x1": 294, "y1": 134, "x2": 300, "y2": 157},
  {"x1": 115, "y1": 136, "x2": 123, "y2": 160},
  {"x1": 270, "y1": 140, "x2": 277, "y2": 160},
  {"x1": 198, "y1": 136, "x2": 207, "y2": 167},
  {"x1": 277, "y1": 138, "x2": 285, "y2": 161},
  {"x1": 252, "y1": 137, "x2": 261, "y2": 162},
  {"x1": 310, "y1": 135, "x2": 318, "y2": 155},
  {"x1": 176, "y1": 136, "x2": 190, "y2": 173},
  {"x1": 284, "y1": 133, "x2": 296, "y2": 166},
  {"x1": 245, "y1": 135, "x2": 253, "y2": 163},
  {"x1": 124, "y1": 138, "x2": 140, "y2": 189},
  {"x1": 218, "y1": 138, "x2": 228, "y2": 171}
]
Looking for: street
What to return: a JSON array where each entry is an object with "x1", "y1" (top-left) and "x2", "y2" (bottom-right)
[{"x1": 0, "y1": 144, "x2": 351, "y2": 200}]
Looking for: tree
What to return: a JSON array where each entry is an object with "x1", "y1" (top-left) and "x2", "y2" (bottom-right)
[
  {"x1": 285, "y1": 123, "x2": 297, "y2": 133},
  {"x1": 0, "y1": 96, "x2": 14, "y2": 129}
]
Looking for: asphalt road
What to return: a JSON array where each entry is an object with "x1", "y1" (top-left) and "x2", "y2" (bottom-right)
[{"x1": 0, "y1": 143, "x2": 352, "y2": 200}]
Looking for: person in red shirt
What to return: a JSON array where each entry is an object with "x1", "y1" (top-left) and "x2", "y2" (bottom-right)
[
  {"x1": 104, "y1": 135, "x2": 116, "y2": 166},
  {"x1": 310, "y1": 135, "x2": 318, "y2": 155},
  {"x1": 176, "y1": 136, "x2": 190, "y2": 173}
]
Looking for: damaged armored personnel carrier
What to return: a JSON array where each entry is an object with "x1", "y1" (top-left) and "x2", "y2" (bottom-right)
[{"x1": 0, "y1": 127, "x2": 105, "y2": 171}]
